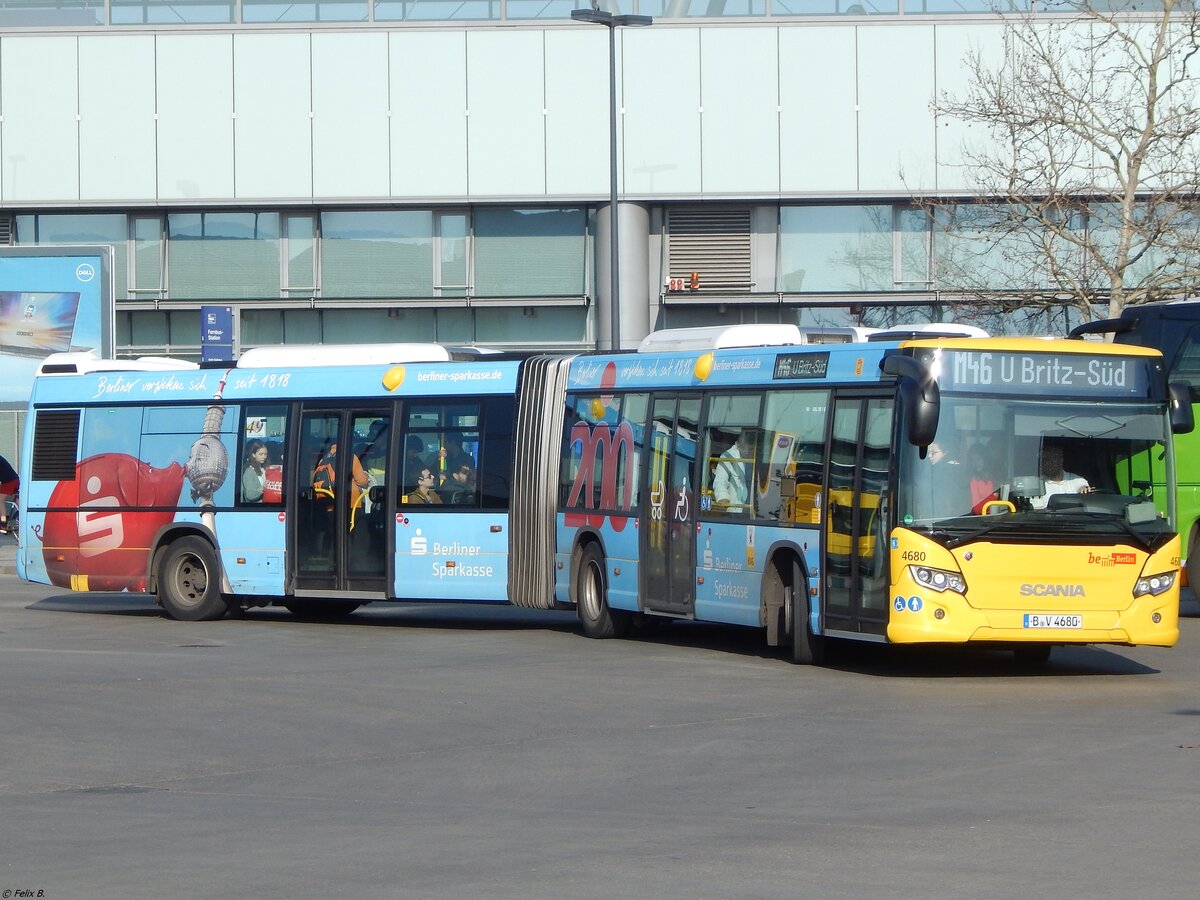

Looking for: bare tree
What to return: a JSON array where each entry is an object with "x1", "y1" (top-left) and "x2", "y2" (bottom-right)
[{"x1": 925, "y1": 1, "x2": 1200, "y2": 321}]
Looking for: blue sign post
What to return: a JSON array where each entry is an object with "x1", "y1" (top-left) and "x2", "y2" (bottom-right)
[{"x1": 200, "y1": 305, "x2": 235, "y2": 363}]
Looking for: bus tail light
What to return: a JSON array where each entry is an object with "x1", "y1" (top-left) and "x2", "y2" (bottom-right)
[
  {"x1": 1134, "y1": 572, "x2": 1176, "y2": 597},
  {"x1": 909, "y1": 565, "x2": 966, "y2": 594}
]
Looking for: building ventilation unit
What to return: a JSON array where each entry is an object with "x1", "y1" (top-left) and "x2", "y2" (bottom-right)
[{"x1": 666, "y1": 207, "x2": 753, "y2": 293}]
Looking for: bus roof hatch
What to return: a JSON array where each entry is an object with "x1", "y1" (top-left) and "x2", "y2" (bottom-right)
[
  {"x1": 36, "y1": 350, "x2": 199, "y2": 376},
  {"x1": 636, "y1": 324, "x2": 805, "y2": 353}
]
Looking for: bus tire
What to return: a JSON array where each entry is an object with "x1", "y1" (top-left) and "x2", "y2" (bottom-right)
[
  {"x1": 157, "y1": 536, "x2": 229, "y2": 622},
  {"x1": 788, "y1": 564, "x2": 825, "y2": 666},
  {"x1": 575, "y1": 543, "x2": 630, "y2": 639},
  {"x1": 283, "y1": 600, "x2": 362, "y2": 619}
]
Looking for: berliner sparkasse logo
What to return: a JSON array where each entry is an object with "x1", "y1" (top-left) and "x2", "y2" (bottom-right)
[{"x1": 76, "y1": 262, "x2": 96, "y2": 282}]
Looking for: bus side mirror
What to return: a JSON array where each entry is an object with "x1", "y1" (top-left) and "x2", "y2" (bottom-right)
[
  {"x1": 880, "y1": 355, "x2": 940, "y2": 447},
  {"x1": 1170, "y1": 382, "x2": 1194, "y2": 434}
]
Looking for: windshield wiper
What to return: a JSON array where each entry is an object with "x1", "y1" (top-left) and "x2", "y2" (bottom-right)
[
  {"x1": 942, "y1": 517, "x2": 1020, "y2": 549},
  {"x1": 1069, "y1": 511, "x2": 1159, "y2": 551}
]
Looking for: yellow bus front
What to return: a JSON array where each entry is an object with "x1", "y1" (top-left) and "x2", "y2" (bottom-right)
[
  {"x1": 887, "y1": 339, "x2": 1182, "y2": 650},
  {"x1": 887, "y1": 529, "x2": 1180, "y2": 647}
]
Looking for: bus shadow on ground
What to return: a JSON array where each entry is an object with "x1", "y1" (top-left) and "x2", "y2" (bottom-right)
[
  {"x1": 242, "y1": 603, "x2": 581, "y2": 633},
  {"x1": 27, "y1": 594, "x2": 581, "y2": 634},
  {"x1": 827, "y1": 641, "x2": 1161, "y2": 677},
  {"x1": 624, "y1": 620, "x2": 1161, "y2": 677},
  {"x1": 29, "y1": 592, "x2": 162, "y2": 617},
  {"x1": 26, "y1": 595, "x2": 1161, "y2": 675}
]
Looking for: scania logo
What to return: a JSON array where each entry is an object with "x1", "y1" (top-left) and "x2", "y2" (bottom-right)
[{"x1": 1020, "y1": 583, "x2": 1085, "y2": 597}]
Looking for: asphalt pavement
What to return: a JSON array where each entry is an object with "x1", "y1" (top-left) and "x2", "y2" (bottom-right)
[{"x1": 4, "y1": 569, "x2": 1200, "y2": 898}]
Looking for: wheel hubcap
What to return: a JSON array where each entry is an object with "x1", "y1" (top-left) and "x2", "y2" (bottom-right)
[{"x1": 175, "y1": 554, "x2": 208, "y2": 607}]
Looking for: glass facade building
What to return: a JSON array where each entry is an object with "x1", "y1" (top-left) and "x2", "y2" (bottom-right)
[{"x1": 0, "y1": 3, "x2": 1161, "y2": 363}]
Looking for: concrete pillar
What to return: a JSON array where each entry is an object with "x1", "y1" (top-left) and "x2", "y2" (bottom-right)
[{"x1": 596, "y1": 201, "x2": 651, "y2": 350}]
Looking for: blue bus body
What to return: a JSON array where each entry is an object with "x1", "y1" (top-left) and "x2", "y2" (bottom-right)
[
  {"x1": 554, "y1": 343, "x2": 896, "y2": 646},
  {"x1": 18, "y1": 351, "x2": 532, "y2": 615}
]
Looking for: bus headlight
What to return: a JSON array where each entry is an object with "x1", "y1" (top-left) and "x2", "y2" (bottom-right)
[
  {"x1": 1134, "y1": 572, "x2": 1176, "y2": 597},
  {"x1": 909, "y1": 566, "x2": 966, "y2": 594}
]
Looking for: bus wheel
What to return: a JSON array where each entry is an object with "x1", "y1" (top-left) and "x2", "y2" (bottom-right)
[
  {"x1": 575, "y1": 544, "x2": 630, "y2": 639},
  {"x1": 788, "y1": 570, "x2": 825, "y2": 666},
  {"x1": 158, "y1": 536, "x2": 229, "y2": 622},
  {"x1": 283, "y1": 600, "x2": 362, "y2": 619}
]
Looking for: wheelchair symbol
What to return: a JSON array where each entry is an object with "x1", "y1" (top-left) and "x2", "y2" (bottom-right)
[{"x1": 674, "y1": 488, "x2": 690, "y2": 522}]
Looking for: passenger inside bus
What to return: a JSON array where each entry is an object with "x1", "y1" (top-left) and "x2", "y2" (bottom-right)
[
  {"x1": 242, "y1": 439, "x2": 269, "y2": 502},
  {"x1": 927, "y1": 440, "x2": 958, "y2": 466},
  {"x1": 713, "y1": 430, "x2": 755, "y2": 509},
  {"x1": 439, "y1": 431, "x2": 473, "y2": 485},
  {"x1": 313, "y1": 441, "x2": 370, "y2": 523},
  {"x1": 923, "y1": 437, "x2": 969, "y2": 517},
  {"x1": 407, "y1": 466, "x2": 443, "y2": 505},
  {"x1": 358, "y1": 420, "x2": 388, "y2": 480},
  {"x1": 446, "y1": 461, "x2": 477, "y2": 505},
  {"x1": 967, "y1": 442, "x2": 1002, "y2": 514},
  {"x1": 403, "y1": 435, "x2": 432, "y2": 488}
]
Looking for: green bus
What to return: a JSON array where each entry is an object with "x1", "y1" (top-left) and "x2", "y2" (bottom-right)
[{"x1": 1072, "y1": 300, "x2": 1200, "y2": 581}]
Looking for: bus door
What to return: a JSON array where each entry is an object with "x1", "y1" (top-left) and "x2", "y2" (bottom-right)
[
  {"x1": 391, "y1": 397, "x2": 513, "y2": 602},
  {"x1": 822, "y1": 393, "x2": 894, "y2": 637},
  {"x1": 641, "y1": 395, "x2": 701, "y2": 615},
  {"x1": 292, "y1": 407, "x2": 391, "y2": 593}
]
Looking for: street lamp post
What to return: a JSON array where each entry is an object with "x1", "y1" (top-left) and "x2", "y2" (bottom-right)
[{"x1": 571, "y1": 7, "x2": 652, "y2": 352}]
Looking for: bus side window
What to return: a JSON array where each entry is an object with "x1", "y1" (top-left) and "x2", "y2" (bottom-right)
[
  {"x1": 240, "y1": 405, "x2": 288, "y2": 505},
  {"x1": 479, "y1": 396, "x2": 515, "y2": 510},
  {"x1": 702, "y1": 393, "x2": 762, "y2": 517},
  {"x1": 760, "y1": 390, "x2": 830, "y2": 523},
  {"x1": 702, "y1": 427, "x2": 740, "y2": 513}
]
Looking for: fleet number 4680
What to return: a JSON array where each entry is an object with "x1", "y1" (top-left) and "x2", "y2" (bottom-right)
[{"x1": 901, "y1": 550, "x2": 925, "y2": 561}]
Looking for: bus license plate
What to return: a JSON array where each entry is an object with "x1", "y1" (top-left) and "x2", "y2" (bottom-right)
[{"x1": 1023, "y1": 614, "x2": 1082, "y2": 629}]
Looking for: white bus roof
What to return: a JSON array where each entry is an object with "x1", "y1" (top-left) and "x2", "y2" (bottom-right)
[
  {"x1": 637, "y1": 324, "x2": 806, "y2": 352},
  {"x1": 37, "y1": 350, "x2": 199, "y2": 375},
  {"x1": 636, "y1": 322, "x2": 991, "y2": 353},
  {"x1": 237, "y1": 343, "x2": 453, "y2": 367}
]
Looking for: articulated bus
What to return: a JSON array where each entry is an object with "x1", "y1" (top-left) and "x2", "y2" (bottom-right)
[
  {"x1": 17, "y1": 325, "x2": 1192, "y2": 663},
  {"x1": 1071, "y1": 300, "x2": 1200, "y2": 580}
]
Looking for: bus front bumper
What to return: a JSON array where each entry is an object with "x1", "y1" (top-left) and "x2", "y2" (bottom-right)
[{"x1": 885, "y1": 590, "x2": 1179, "y2": 647}]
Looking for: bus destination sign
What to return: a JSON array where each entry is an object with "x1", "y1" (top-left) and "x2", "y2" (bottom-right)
[
  {"x1": 773, "y1": 352, "x2": 830, "y2": 380},
  {"x1": 937, "y1": 350, "x2": 1152, "y2": 396}
]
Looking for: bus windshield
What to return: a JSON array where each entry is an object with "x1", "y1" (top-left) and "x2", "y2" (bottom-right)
[{"x1": 896, "y1": 395, "x2": 1174, "y2": 547}]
